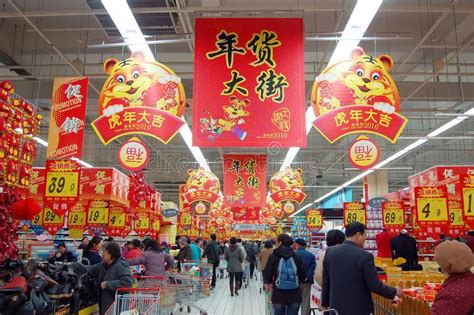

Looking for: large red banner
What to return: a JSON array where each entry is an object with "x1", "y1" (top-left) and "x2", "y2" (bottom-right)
[
  {"x1": 193, "y1": 18, "x2": 306, "y2": 148},
  {"x1": 224, "y1": 154, "x2": 266, "y2": 208},
  {"x1": 47, "y1": 77, "x2": 88, "y2": 159}
]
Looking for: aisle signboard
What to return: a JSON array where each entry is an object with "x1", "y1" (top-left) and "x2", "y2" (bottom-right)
[
  {"x1": 92, "y1": 52, "x2": 186, "y2": 145},
  {"x1": 381, "y1": 201, "x2": 405, "y2": 233},
  {"x1": 193, "y1": 18, "x2": 306, "y2": 148},
  {"x1": 44, "y1": 160, "x2": 80, "y2": 216},
  {"x1": 224, "y1": 154, "x2": 266, "y2": 207},
  {"x1": 306, "y1": 209, "x2": 323, "y2": 230},
  {"x1": 42, "y1": 207, "x2": 65, "y2": 235},
  {"x1": 414, "y1": 186, "x2": 449, "y2": 235},
  {"x1": 343, "y1": 202, "x2": 366, "y2": 226},
  {"x1": 47, "y1": 77, "x2": 88, "y2": 160}
]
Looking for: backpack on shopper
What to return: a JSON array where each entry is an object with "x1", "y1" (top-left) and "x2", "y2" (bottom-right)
[{"x1": 275, "y1": 256, "x2": 299, "y2": 290}]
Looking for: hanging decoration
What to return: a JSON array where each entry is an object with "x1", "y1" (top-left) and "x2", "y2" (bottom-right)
[
  {"x1": 381, "y1": 201, "x2": 405, "y2": 233},
  {"x1": 348, "y1": 135, "x2": 380, "y2": 170},
  {"x1": 306, "y1": 209, "x2": 323, "y2": 231},
  {"x1": 414, "y1": 186, "x2": 449, "y2": 237},
  {"x1": 117, "y1": 137, "x2": 150, "y2": 172},
  {"x1": 269, "y1": 167, "x2": 306, "y2": 210}
]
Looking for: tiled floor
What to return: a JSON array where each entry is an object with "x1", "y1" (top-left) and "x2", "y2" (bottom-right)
[{"x1": 185, "y1": 273, "x2": 268, "y2": 315}]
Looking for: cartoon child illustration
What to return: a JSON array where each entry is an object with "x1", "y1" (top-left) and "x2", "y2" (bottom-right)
[
  {"x1": 200, "y1": 96, "x2": 250, "y2": 141},
  {"x1": 313, "y1": 47, "x2": 399, "y2": 116},
  {"x1": 98, "y1": 51, "x2": 185, "y2": 117},
  {"x1": 226, "y1": 186, "x2": 245, "y2": 205}
]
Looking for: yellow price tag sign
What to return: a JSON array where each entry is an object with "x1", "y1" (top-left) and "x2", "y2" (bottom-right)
[
  {"x1": 344, "y1": 209, "x2": 366, "y2": 226},
  {"x1": 180, "y1": 214, "x2": 191, "y2": 225},
  {"x1": 135, "y1": 217, "x2": 150, "y2": 230},
  {"x1": 383, "y1": 209, "x2": 404, "y2": 226},
  {"x1": 32, "y1": 212, "x2": 42, "y2": 225},
  {"x1": 87, "y1": 207, "x2": 108, "y2": 224},
  {"x1": 68, "y1": 211, "x2": 86, "y2": 226},
  {"x1": 306, "y1": 210, "x2": 322, "y2": 228},
  {"x1": 462, "y1": 187, "x2": 474, "y2": 217},
  {"x1": 449, "y1": 207, "x2": 464, "y2": 226},
  {"x1": 416, "y1": 197, "x2": 448, "y2": 222},
  {"x1": 45, "y1": 171, "x2": 79, "y2": 198},
  {"x1": 43, "y1": 208, "x2": 64, "y2": 224},
  {"x1": 109, "y1": 212, "x2": 125, "y2": 227},
  {"x1": 152, "y1": 220, "x2": 160, "y2": 231}
]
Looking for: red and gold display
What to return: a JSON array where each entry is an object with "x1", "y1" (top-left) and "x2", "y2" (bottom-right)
[
  {"x1": 117, "y1": 137, "x2": 150, "y2": 172},
  {"x1": 224, "y1": 154, "x2": 266, "y2": 207},
  {"x1": 92, "y1": 52, "x2": 186, "y2": 144},
  {"x1": 348, "y1": 135, "x2": 380, "y2": 170},
  {"x1": 306, "y1": 209, "x2": 323, "y2": 230},
  {"x1": 311, "y1": 47, "x2": 407, "y2": 143},
  {"x1": 415, "y1": 186, "x2": 449, "y2": 235},
  {"x1": 269, "y1": 167, "x2": 306, "y2": 205},
  {"x1": 44, "y1": 160, "x2": 80, "y2": 216},
  {"x1": 381, "y1": 201, "x2": 405, "y2": 233},
  {"x1": 343, "y1": 202, "x2": 366, "y2": 226},
  {"x1": 182, "y1": 168, "x2": 221, "y2": 204},
  {"x1": 461, "y1": 174, "x2": 474, "y2": 228},
  {"x1": 193, "y1": 18, "x2": 306, "y2": 147},
  {"x1": 47, "y1": 77, "x2": 88, "y2": 159}
]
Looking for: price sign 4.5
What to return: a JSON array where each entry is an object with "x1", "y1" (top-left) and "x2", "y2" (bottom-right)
[{"x1": 68, "y1": 211, "x2": 86, "y2": 226}]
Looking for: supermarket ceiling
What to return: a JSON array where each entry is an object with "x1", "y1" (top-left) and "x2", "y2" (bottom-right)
[{"x1": 0, "y1": 0, "x2": 473, "y2": 205}]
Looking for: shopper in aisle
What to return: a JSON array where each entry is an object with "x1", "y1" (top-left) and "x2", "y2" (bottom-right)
[
  {"x1": 259, "y1": 240, "x2": 274, "y2": 272},
  {"x1": 294, "y1": 238, "x2": 316, "y2": 315},
  {"x1": 245, "y1": 240, "x2": 258, "y2": 279},
  {"x1": 189, "y1": 238, "x2": 202, "y2": 261},
  {"x1": 177, "y1": 237, "x2": 193, "y2": 268},
  {"x1": 49, "y1": 242, "x2": 77, "y2": 263},
  {"x1": 73, "y1": 242, "x2": 133, "y2": 315},
  {"x1": 263, "y1": 233, "x2": 306, "y2": 315},
  {"x1": 236, "y1": 238, "x2": 247, "y2": 285},
  {"x1": 127, "y1": 239, "x2": 174, "y2": 276},
  {"x1": 225, "y1": 237, "x2": 246, "y2": 296},
  {"x1": 78, "y1": 236, "x2": 89, "y2": 250},
  {"x1": 390, "y1": 229, "x2": 421, "y2": 271},
  {"x1": 122, "y1": 241, "x2": 132, "y2": 257},
  {"x1": 124, "y1": 239, "x2": 142, "y2": 259},
  {"x1": 315, "y1": 229, "x2": 345, "y2": 286},
  {"x1": 321, "y1": 222, "x2": 401, "y2": 315},
  {"x1": 431, "y1": 240, "x2": 474, "y2": 315},
  {"x1": 161, "y1": 241, "x2": 170, "y2": 253},
  {"x1": 82, "y1": 237, "x2": 103, "y2": 265},
  {"x1": 375, "y1": 229, "x2": 393, "y2": 258},
  {"x1": 202, "y1": 234, "x2": 221, "y2": 289}
]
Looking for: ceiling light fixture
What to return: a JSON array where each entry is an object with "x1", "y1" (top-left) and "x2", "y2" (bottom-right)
[
  {"x1": 280, "y1": 0, "x2": 383, "y2": 172},
  {"x1": 101, "y1": 0, "x2": 210, "y2": 172}
]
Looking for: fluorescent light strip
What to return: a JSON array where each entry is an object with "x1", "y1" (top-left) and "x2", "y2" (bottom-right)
[
  {"x1": 290, "y1": 107, "x2": 473, "y2": 217},
  {"x1": 101, "y1": 0, "x2": 210, "y2": 172},
  {"x1": 280, "y1": 0, "x2": 383, "y2": 172},
  {"x1": 33, "y1": 137, "x2": 94, "y2": 168}
]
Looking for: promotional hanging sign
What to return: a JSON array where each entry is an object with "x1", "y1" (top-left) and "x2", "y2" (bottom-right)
[
  {"x1": 448, "y1": 199, "x2": 465, "y2": 235},
  {"x1": 193, "y1": 18, "x2": 306, "y2": 148},
  {"x1": 381, "y1": 201, "x2": 405, "y2": 233},
  {"x1": 80, "y1": 168, "x2": 130, "y2": 205},
  {"x1": 134, "y1": 212, "x2": 151, "y2": 237},
  {"x1": 92, "y1": 52, "x2": 186, "y2": 144},
  {"x1": 224, "y1": 154, "x2": 266, "y2": 207},
  {"x1": 47, "y1": 77, "x2": 88, "y2": 159},
  {"x1": 343, "y1": 202, "x2": 366, "y2": 226},
  {"x1": 42, "y1": 207, "x2": 65, "y2": 235},
  {"x1": 182, "y1": 168, "x2": 221, "y2": 204},
  {"x1": 415, "y1": 186, "x2": 449, "y2": 235},
  {"x1": 461, "y1": 174, "x2": 474, "y2": 228},
  {"x1": 105, "y1": 207, "x2": 128, "y2": 237},
  {"x1": 28, "y1": 168, "x2": 45, "y2": 200},
  {"x1": 311, "y1": 47, "x2": 407, "y2": 143},
  {"x1": 232, "y1": 206, "x2": 260, "y2": 221},
  {"x1": 269, "y1": 167, "x2": 306, "y2": 204},
  {"x1": 87, "y1": 200, "x2": 109, "y2": 227},
  {"x1": 348, "y1": 135, "x2": 380, "y2": 170},
  {"x1": 67, "y1": 203, "x2": 86, "y2": 229},
  {"x1": 306, "y1": 209, "x2": 323, "y2": 230},
  {"x1": 44, "y1": 160, "x2": 80, "y2": 216},
  {"x1": 117, "y1": 137, "x2": 150, "y2": 172}
]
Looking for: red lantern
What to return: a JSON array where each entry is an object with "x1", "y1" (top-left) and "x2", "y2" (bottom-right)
[
  {"x1": 24, "y1": 198, "x2": 42, "y2": 220},
  {"x1": 10, "y1": 198, "x2": 27, "y2": 218}
]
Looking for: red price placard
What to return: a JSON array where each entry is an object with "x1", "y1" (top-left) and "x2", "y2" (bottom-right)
[
  {"x1": 382, "y1": 201, "x2": 405, "y2": 233},
  {"x1": 343, "y1": 202, "x2": 366, "y2": 227},
  {"x1": 414, "y1": 186, "x2": 449, "y2": 236},
  {"x1": 306, "y1": 209, "x2": 322, "y2": 230}
]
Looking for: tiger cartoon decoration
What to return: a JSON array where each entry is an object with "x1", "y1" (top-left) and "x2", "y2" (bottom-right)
[
  {"x1": 98, "y1": 51, "x2": 186, "y2": 117},
  {"x1": 269, "y1": 167, "x2": 306, "y2": 205},
  {"x1": 182, "y1": 167, "x2": 221, "y2": 206},
  {"x1": 199, "y1": 96, "x2": 250, "y2": 141},
  {"x1": 311, "y1": 47, "x2": 407, "y2": 144}
]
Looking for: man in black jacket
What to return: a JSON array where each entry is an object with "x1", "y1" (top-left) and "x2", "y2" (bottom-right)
[
  {"x1": 390, "y1": 229, "x2": 421, "y2": 270},
  {"x1": 321, "y1": 222, "x2": 402, "y2": 315},
  {"x1": 202, "y1": 234, "x2": 221, "y2": 289},
  {"x1": 263, "y1": 234, "x2": 306, "y2": 315}
]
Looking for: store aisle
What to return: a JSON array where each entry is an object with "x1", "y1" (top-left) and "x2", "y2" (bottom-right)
[{"x1": 189, "y1": 275, "x2": 267, "y2": 315}]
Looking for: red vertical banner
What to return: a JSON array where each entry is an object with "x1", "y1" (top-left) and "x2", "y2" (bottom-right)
[
  {"x1": 47, "y1": 77, "x2": 88, "y2": 159},
  {"x1": 193, "y1": 18, "x2": 306, "y2": 148},
  {"x1": 224, "y1": 154, "x2": 266, "y2": 208},
  {"x1": 44, "y1": 160, "x2": 80, "y2": 216}
]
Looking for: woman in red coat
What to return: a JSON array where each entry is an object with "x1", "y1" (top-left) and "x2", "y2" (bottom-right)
[{"x1": 431, "y1": 240, "x2": 474, "y2": 315}]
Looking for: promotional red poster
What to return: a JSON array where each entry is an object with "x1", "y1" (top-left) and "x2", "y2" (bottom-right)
[
  {"x1": 269, "y1": 167, "x2": 306, "y2": 204},
  {"x1": 44, "y1": 160, "x2": 80, "y2": 216},
  {"x1": 193, "y1": 18, "x2": 306, "y2": 148},
  {"x1": 232, "y1": 207, "x2": 260, "y2": 221},
  {"x1": 28, "y1": 168, "x2": 45, "y2": 200},
  {"x1": 224, "y1": 154, "x2": 266, "y2": 207},
  {"x1": 47, "y1": 77, "x2": 88, "y2": 160},
  {"x1": 414, "y1": 186, "x2": 449, "y2": 235}
]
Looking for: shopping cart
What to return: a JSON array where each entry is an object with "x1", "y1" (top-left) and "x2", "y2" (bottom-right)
[
  {"x1": 242, "y1": 261, "x2": 250, "y2": 288},
  {"x1": 217, "y1": 255, "x2": 227, "y2": 279},
  {"x1": 104, "y1": 288, "x2": 161, "y2": 315},
  {"x1": 133, "y1": 276, "x2": 177, "y2": 315},
  {"x1": 167, "y1": 271, "x2": 211, "y2": 314}
]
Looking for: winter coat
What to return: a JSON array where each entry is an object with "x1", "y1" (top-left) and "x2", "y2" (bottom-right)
[
  {"x1": 177, "y1": 245, "x2": 193, "y2": 262},
  {"x1": 225, "y1": 244, "x2": 245, "y2": 273},
  {"x1": 375, "y1": 231, "x2": 393, "y2": 258},
  {"x1": 48, "y1": 250, "x2": 76, "y2": 264},
  {"x1": 124, "y1": 248, "x2": 142, "y2": 260},
  {"x1": 295, "y1": 247, "x2": 316, "y2": 284},
  {"x1": 203, "y1": 241, "x2": 221, "y2": 266},
  {"x1": 263, "y1": 245, "x2": 305, "y2": 304},
  {"x1": 390, "y1": 233, "x2": 418, "y2": 268},
  {"x1": 74, "y1": 258, "x2": 133, "y2": 315},
  {"x1": 431, "y1": 272, "x2": 474, "y2": 315},
  {"x1": 189, "y1": 243, "x2": 202, "y2": 261},
  {"x1": 258, "y1": 247, "x2": 273, "y2": 271},
  {"x1": 127, "y1": 250, "x2": 174, "y2": 276},
  {"x1": 314, "y1": 250, "x2": 326, "y2": 287},
  {"x1": 82, "y1": 250, "x2": 102, "y2": 265},
  {"x1": 322, "y1": 241, "x2": 396, "y2": 315},
  {"x1": 245, "y1": 244, "x2": 258, "y2": 263}
]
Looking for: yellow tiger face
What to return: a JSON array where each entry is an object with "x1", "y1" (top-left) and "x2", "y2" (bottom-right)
[
  {"x1": 186, "y1": 167, "x2": 221, "y2": 192},
  {"x1": 270, "y1": 167, "x2": 304, "y2": 191},
  {"x1": 223, "y1": 96, "x2": 250, "y2": 120}
]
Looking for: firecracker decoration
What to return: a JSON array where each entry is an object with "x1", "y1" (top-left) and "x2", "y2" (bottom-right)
[{"x1": 0, "y1": 81, "x2": 42, "y2": 262}]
